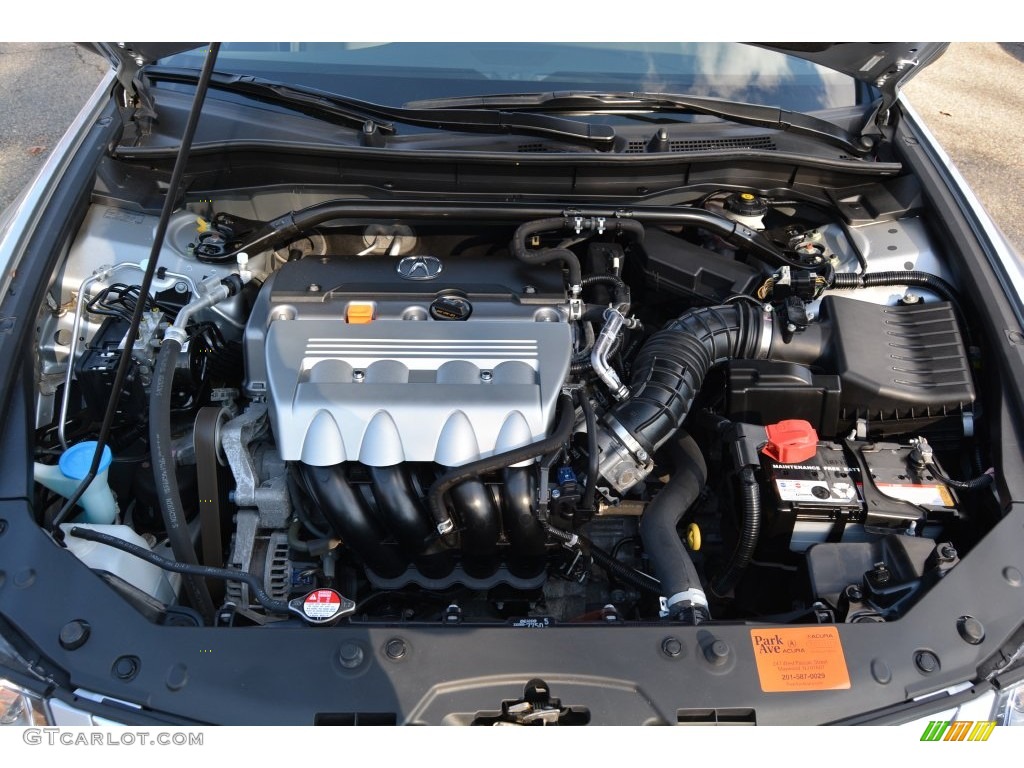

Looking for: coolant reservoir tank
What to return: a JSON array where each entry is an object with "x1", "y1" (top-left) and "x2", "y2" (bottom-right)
[{"x1": 60, "y1": 524, "x2": 177, "y2": 605}]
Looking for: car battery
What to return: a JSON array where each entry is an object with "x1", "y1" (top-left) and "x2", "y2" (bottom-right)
[{"x1": 756, "y1": 421, "x2": 958, "y2": 551}]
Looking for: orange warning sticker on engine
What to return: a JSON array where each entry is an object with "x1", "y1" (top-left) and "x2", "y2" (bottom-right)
[{"x1": 750, "y1": 627, "x2": 851, "y2": 692}]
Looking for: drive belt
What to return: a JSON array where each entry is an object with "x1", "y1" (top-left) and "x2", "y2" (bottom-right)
[{"x1": 195, "y1": 406, "x2": 228, "y2": 602}]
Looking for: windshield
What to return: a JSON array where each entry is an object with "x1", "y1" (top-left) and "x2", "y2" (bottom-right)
[{"x1": 158, "y1": 42, "x2": 858, "y2": 113}]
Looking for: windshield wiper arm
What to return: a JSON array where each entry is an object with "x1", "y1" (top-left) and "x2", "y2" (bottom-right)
[
  {"x1": 140, "y1": 67, "x2": 616, "y2": 148},
  {"x1": 406, "y1": 91, "x2": 874, "y2": 156}
]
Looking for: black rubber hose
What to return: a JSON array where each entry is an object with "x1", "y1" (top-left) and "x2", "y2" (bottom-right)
[
  {"x1": 572, "y1": 321, "x2": 596, "y2": 362},
  {"x1": 589, "y1": 545, "x2": 662, "y2": 595},
  {"x1": 428, "y1": 393, "x2": 575, "y2": 534},
  {"x1": 509, "y1": 218, "x2": 581, "y2": 286},
  {"x1": 543, "y1": 524, "x2": 661, "y2": 595},
  {"x1": 68, "y1": 526, "x2": 290, "y2": 615},
  {"x1": 638, "y1": 433, "x2": 710, "y2": 623},
  {"x1": 501, "y1": 467, "x2": 546, "y2": 561},
  {"x1": 149, "y1": 338, "x2": 215, "y2": 622},
  {"x1": 580, "y1": 388, "x2": 599, "y2": 511},
  {"x1": 926, "y1": 461, "x2": 994, "y2": 491},
  {"x1": 287, "y1": 519, "x2": 312, "y2": 555},
  {"x1": 711, "y1": 467, "x2": 761, "y2": 597},
  {"x1": 511, "y1": 218, "x2": 583, "y2": 286},
  {"x1": 299, "y1": 464, "x2": 407, "y2": 577},
  {"x1": 581, "y1": 274, "x2": 631, "y2": 313},
  {"x1": 608, "y1": 302, "x2": 769, "y2": 456},
  {"x1": 511, "y1": 218, "x2": 645, "y2": 289},
  {"x1": 367, "y1": 465, "x2": 435, "y2": 555}
]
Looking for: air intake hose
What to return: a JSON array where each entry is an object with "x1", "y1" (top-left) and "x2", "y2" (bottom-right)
[{"x1": 613, "y1": 303, "x2": 771, "y2": 453}]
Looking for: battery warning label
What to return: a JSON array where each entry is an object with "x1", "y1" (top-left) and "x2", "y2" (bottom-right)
[
  {"x1": 875, "y1": 482, "x2": 955, "y2": 508},
  {"x1": 750, "y1": 627, "x2": 851, "y2": 692}
]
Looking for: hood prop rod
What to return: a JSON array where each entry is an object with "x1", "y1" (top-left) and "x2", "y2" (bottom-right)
[{"x1": 50, "y1": 43, "x2": 222, "y2": 538}]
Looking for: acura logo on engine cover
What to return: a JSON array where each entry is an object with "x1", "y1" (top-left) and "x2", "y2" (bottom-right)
[{"x1": 396, "y1": 255, "x2": 443, "y2": 280}]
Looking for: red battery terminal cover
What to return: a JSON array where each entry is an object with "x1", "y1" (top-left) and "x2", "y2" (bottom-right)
[{"x1": 762, "y1": 419, "x2": 819, "y2": 463}]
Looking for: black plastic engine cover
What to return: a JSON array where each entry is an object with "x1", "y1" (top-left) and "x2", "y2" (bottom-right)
[
  {"x1": 637, "y1": 228, "x2": 761, "y2": 303},
  {"x1": 268, "y1": 252, "x2": 565, "y2": 304}
]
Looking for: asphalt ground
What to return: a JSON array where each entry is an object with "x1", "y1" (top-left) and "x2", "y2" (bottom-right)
[{"x1": 1, "y1": 42, "x2": 1021, "y2": 253}]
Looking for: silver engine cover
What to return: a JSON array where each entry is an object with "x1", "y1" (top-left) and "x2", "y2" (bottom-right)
[{"x1": 244, "y1": 256, "x2": 571, "y2": 467}]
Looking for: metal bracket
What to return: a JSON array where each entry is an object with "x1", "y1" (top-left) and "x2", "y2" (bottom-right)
[{"x1": 221, "y1": 404, "x2": 269, "y2": 508}]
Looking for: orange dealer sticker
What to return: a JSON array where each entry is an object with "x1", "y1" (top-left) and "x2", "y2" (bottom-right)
[{"x1": 750, "y1": 627, "x2": 851, "y2": 692}]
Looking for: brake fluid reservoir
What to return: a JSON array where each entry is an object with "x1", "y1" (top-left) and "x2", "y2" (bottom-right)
[{"x1": 60, "y1": 524, "x2": 177, "y2": 605}]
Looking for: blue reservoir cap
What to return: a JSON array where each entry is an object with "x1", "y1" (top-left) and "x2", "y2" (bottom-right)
[{"x1": 59, "y1": 441, "x2": 113, "y2": 480}]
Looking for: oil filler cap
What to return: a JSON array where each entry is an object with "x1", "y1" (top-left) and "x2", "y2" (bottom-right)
[
  {"x1": 289, "y1": 588, "x2": 356, "y2": 626},
  {"x1": 762, "y1": 419, "x2": 819, "y2": 463},
  {"x1": 429, "y1": 295, "x2": 472, "y2": 321}
]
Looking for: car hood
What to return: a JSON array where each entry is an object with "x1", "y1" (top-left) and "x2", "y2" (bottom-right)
[{"x1": 757, "y1": 43, "x2": 948, "y2": 108}]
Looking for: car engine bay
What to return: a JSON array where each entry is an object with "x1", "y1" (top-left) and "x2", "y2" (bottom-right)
[{"x1": 29, "y1": 174, "x2": 999, "y2": 631}]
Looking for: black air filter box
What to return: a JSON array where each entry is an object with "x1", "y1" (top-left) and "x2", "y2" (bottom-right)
[{"x1": 814, "y1": 296, "x2": 974, "y2": 419}]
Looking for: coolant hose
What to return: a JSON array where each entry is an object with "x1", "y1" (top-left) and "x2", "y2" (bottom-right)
[
  {"x1": 710, "y1": 467, "x2": 761, "y2": 597},
  {"x1": 511, "y1": 218, "x2": 645, "y2": 290},
  {"x1": 638, "y1": 433, "x2": 710, "y2": 623},
  {"x1": 511, "y1": 218, "x2": 583, "y2": 288},
  {"x1": 149, "y1": 338, "x2": 216, "y2": 622},
  {"x1": 428, "y1": 393, "x2": 575, "y2": 535}
]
